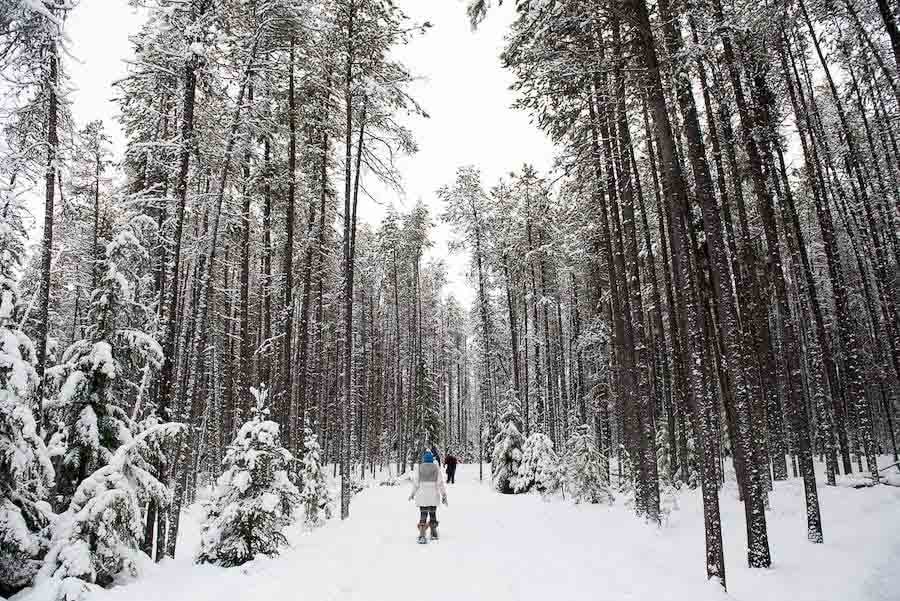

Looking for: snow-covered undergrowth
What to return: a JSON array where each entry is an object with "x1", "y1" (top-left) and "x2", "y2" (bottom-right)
[{"x1": 76, "y1": 458, "x2": 900, "y2": 601}]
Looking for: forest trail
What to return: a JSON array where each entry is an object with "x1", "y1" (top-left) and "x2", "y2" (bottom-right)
[{"x1": 91, "y1": 462, "x2": 900, "y2": 601}]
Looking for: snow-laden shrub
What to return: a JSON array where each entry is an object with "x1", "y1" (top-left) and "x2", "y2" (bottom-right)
[
  {"x1": 379, "y1": 469, "x2": 412, "y2": 487},
  {"x1": 298, "y1": 426, "x2": 333, "y2": 528},
  {"x1": 28, "y1": 423, "x2": 183, "y2": 601},
  {"x1": 658, "y1": 423, "x2": 698, "y2": 489},
  {"x1": 0, "y1": 204, "x2": 56, "y2": 596},
  {"x1": 46, "y1": 226, "x2": 162, "y2": 507},
  {"x1": 197, "y1": 387, "x2": 300, "y2": 567},
  {"x1": 561, "y1": 426, "x2": 613, "y2": 504},
  {"x1": 514, "y1": 433, "x2": 559, "y2": 494},
  {"x1": 491, "y1": 400, "x2": 524, "y2": 494},
  {"x1": 346, "y1": 477, "x2": 366, "y2": 497},
  {"x1": 681, "y1": 436, "x2": 699, "y2": 489},
  {"x1": 659, "y1": 481, "x2": 679, "y2": 525}
]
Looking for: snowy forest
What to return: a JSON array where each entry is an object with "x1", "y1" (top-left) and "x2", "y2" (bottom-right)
[{"x1": 1, "y1": 0, "x2": 899, "y2": 600}]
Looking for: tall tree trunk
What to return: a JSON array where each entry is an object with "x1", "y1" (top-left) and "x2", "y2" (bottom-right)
[
  {"x1": 611, "y1": 17, "x2": 659, "y2": 521},
  {"x1": 35, "y1": 35, "x2": 59, "y2": 436},
  {"x1": 641, "y1": 98, "x2": 688, "y2": 483},
  {"x1": 629, "y1": 0, "x2": 728, "y2": 583},
  {"x1": 92, "y1": 146, "x2": 101, "y2": 292},
  {"x1": 166, "y1": 43, "x2": 258, "y2": 557},
  {"x1": 159, "y1": 0, "x2": 208, "y2": 427},
  {"x1": 778, "y1": 33, "x2": 841, "y2": 485},
  {"x1": 787, "y1": 35, "x2": 857, "y2": 475},
  {"x1": 238, "y1": 78, "x2": 254, "y2": 417},
  {"x1": 340, "y1": 0, "x2": 360, "y2": 516},
  {"x1": 504, "y1": 258, "x2": 522, "y2": 408},
  {"x1": 800, "y1": 0, "x2": 882, "y2": 481},
  {"x1": 261, "y1": 136, "x2": 273, "y2": 389},
  {"x1": 875, "y1": 0, "x2": 900, "y2": 73}
]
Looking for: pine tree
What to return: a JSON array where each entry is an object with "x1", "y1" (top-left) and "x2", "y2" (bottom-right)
[
  {"x1": 490, "y1": 397, "x2": 524, "y2": 494},
  {"x1": 30, "y1": 423, "x2": 183, "y2": 601},
  {"x1": 197, "y1": 387, "x2": 300, "y2": 567},
  {"x1": 561, "y1": 425, "x2": 612, "y2": 505},
  {"x1": 440, "y1": 167, "x2": 498, "y2": 460},
  {"x1": 46, "y1": 219, "x2": 163, "y2": 506},
  {"x1": 298, "y1": 425, "x2": 333, "y2": 528},
  {"x1": 0, "y1": 192, "x2": 55, "y2": 596},
  {"x1": 0, "y1": 0, "x2": 894, "y2": 589},
  {"x1": 514, "y1": 432, "x2": 559, "y2": 494}
]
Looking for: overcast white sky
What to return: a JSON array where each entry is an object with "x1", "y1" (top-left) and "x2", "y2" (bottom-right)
[{"x1": 65, "y1": 0, "x2": 555, "y2": 307}]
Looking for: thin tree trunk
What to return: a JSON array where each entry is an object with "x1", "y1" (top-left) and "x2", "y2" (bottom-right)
[
  {"x1": 34, "y1": 35, "x2": 59, "y2": 436},
  {"x1": 159, "y1": 0, "x2": 208, "y2": 427},
  {"x1": 340, "y1": 0, "x2": 360, "y2": 516}
]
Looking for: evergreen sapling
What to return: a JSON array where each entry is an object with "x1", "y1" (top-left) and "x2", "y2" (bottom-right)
[
  {"x1": 561, "y1": 425, "x2": 612, "y2": 504},
  {"x1": 514, "y1": 432, "x2": 559, "y2": 494},
  {"x1": 197, "y1": 386, "x2": 301, "y2": 566},
  {"x1": 298, "y1": 425, "x2": 333, "y2": 528},
  {"x1": 490, "y1": 398, "x2": 524, "y2": 494}
]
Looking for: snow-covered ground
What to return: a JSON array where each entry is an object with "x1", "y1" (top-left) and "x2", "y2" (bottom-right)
[{"x1": 92, "y1": 460, "x2": 900, "y2": 601}]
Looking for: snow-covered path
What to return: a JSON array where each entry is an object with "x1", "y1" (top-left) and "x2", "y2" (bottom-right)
[{"x1": 96, "y1": 463, "x2": 900, "y2": 601}]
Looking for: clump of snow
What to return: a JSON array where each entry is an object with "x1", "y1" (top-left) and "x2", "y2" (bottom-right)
[{"x1": 188, "y1": 41, "x2": 205, "y2": 57}]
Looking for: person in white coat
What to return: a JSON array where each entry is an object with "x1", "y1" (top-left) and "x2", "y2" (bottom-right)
[{"x1": 409, "y1": 451, "x2": 448, "y2": 542}]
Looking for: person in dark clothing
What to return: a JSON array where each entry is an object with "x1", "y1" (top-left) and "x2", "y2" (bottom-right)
[{"x1": 445, "y1": 453, "x2": 458, "y2": 484}]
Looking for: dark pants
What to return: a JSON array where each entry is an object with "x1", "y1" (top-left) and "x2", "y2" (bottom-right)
[
  {"x1": 446, "y1": 467, "x2": 456, "y2": 484},
  {"x1": 419, "y1": 506, "x2": 437, "y2": 525}
]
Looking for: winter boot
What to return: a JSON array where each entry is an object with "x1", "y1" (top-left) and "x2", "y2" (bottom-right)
[
  {"x1": 429, "y1": 520, "x2": 439, "y2": 540},
  {"x1": 417, "y1": 522, "x2": 428, "y2": 544}
]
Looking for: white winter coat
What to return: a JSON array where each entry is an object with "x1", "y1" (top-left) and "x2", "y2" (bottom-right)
[{"x1": 410, "y1": 462, "x2": 447, "y2": 507}]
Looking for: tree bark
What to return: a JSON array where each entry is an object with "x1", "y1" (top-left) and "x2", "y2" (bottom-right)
[{"x1": 35, "y1": 34, "x2": 58, "y2": 436}]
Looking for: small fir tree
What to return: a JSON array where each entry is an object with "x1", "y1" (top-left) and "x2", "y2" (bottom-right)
[
  {"x1": 298, "y1": 425, "x2": 333, "y2": 528},
  {"x1": 514, "y1": 432, "x2": 559, "y2": 494},
  {"x1": 561, "y1": 425, "x2": 612, "y2": 504},
  {"x1": 654, "y1": 428, "x2": 681, "y2": 524},
  {"x1": 490, "y1": 397, "x2": 524, "y2": 494},
  {"x1": 197, "y1": 386, "x2": 301, "y2": 566}
]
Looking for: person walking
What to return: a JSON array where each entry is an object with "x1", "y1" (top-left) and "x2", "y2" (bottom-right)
[
  {"x1": 409, "y1": 451, "x2": 448, "y2": 543},
  {"x1": 445, "y1": 452, "x2": 458, "y2": 484}
]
